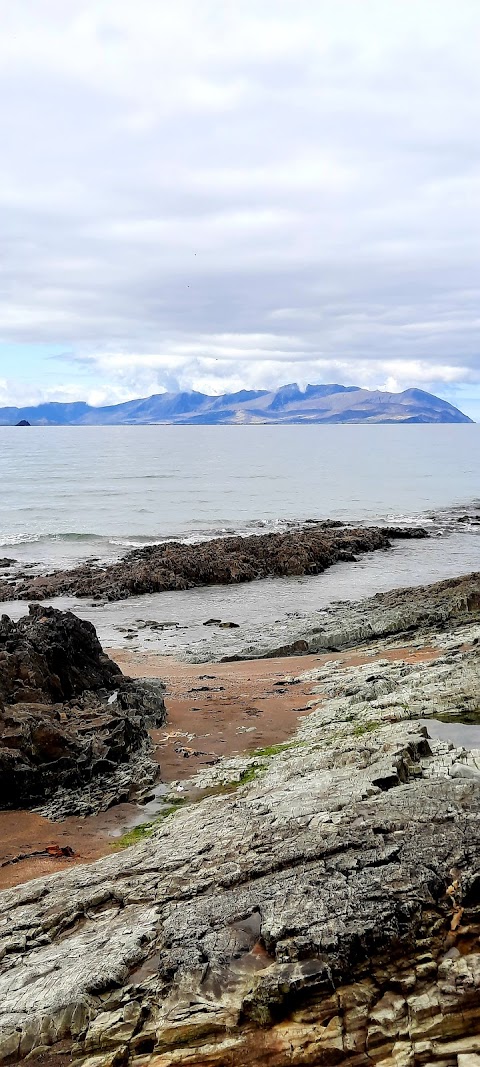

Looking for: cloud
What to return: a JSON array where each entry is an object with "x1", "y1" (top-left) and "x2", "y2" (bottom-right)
[{"x1": 0, "y1": 0, "x2": 479, "y2": 411}]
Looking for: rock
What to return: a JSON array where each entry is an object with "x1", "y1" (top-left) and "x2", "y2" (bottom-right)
[
  {"x1": 223, "y1": 638, "x2": 309, "y2": 661},
  {"x1": 0, "y1": 559, "x2": 16, "y2": 568},
  {"x1": 0, "y1": 606, "x2": 166, "y2": 814},
  {"x1": 449, "y1": 763, "x2": 480, "y2": 780},
  {"x1": 225, "y1": 571, "x2": 480, "y2": 662},
  {"x1": 0, "y1": 613, "x2": 479, "y2": 1065},
  {"x1": 0, "y1": 604, "x2": 123, "y2": 705},
  {"x1": 0, "y1": 525, "x2": 429, "y2": 603}
]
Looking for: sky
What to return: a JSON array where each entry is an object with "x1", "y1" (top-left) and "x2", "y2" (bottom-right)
[{"x1": 0, "y1": 0, "x2": 479, "y2": 419}]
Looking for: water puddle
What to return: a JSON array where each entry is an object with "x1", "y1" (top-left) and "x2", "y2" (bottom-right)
[
  {"x1": 422, "y1": 718, "x2": 480, "y2": 751},
  {"x1": 106, "y1": 783, "x2": 173, "y2": 838}
]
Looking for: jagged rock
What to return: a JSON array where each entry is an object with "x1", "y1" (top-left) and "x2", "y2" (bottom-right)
[
  {"x1": 0, "y1": 603, "x2": 123, "y2": 705},
  {"x1": 0, "y1": 606, "x2": 166, "y2": 813},
  {"x1": 0, "y1": 525, "x2": 428, "y2": 602},
  {"x1": 0, "y1": 616, "x2": 478, "y2": 1065}
]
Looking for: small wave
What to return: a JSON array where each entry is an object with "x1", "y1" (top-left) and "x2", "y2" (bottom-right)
[
  {"x1": 0, "y1": 533, "x2": 44, "y2": 547},
  {"x1": 0, "y1": 531, "x2": 109, "y2": 547},
  {"x1": 108, "y1": 537, "x2": 164, "y2": 549},
  {"x1": 244, "y1": 517, "x2": 295, "y2": 530},
  {"x1": 2, "y1": 500, "x2": 479, "y2": 554},
  {"x1": 53, "y1": 532, "x2": 107, "y2": 543},
  {"x1": 384, "y1": 514, "x2": 436, "y2": 526}
]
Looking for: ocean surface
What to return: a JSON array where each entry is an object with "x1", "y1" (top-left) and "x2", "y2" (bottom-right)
[
  {"x1": 1, "y1": 425, "x2": 478, "y2": 658},
  {"x1": 0, "y1": 424, "x2": 479, "y2": 558}
]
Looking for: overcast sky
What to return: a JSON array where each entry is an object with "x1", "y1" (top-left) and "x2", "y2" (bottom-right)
[{"x1": 0, "y1": 0, "x2": 479, "y2": 418}]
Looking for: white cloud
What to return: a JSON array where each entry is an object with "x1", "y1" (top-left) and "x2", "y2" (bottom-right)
[{"x1": 0, "y1": 0, "x2": 479, "y2": 406}]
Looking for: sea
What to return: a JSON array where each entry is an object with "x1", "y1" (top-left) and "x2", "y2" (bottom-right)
[{"x1": 0, "y1": 424, "x2": 479, "y2": 658}]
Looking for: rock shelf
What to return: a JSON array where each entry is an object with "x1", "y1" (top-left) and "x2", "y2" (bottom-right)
[{"x1": 0, "y1": 579, "x2": 479, "y2": 1066}]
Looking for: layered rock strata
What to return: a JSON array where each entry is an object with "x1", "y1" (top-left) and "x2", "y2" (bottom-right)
[
  {"x1": 0, "y1": 605, "x2": 166, "y2": 814},
  {"x1": 0, "y1": 612, "x2": 479, "y2": 1065},
  {"x1": 0, "y1": 524, "x2": 427, "y2": 602},
  {"x1": 223, "y1": 570, "x2": 480, "y2": 661}
]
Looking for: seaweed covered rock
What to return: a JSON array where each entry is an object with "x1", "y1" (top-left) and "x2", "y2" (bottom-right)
[{"x1": 0, "y1": 524, "x2": 428, "y2": 602}]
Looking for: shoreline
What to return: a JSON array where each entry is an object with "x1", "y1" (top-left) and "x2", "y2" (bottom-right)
[{"x1": 0, "y1": 522, "x2": 429, "y2": 603}]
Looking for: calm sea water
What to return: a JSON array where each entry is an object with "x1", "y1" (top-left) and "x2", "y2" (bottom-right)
[
  {"x1": 1, "y1": 425, "x2": 478, "y2": 657},
  {"x1": 0, "y1": 425, "x2": 479, "y2": 563}
]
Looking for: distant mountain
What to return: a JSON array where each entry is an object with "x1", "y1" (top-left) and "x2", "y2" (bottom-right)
[{"x1": 0, "y1": 384, "x2": 473, "y2": 425}]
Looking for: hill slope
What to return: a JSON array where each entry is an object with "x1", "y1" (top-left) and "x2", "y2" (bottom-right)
[{"x1": 0, "y1": 384, "x2": 473, "y2": 425}]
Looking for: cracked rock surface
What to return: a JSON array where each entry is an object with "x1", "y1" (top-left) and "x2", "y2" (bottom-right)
[
  {"x1": 0, "y1": 605, "x2": 166, "y2": 814},
  {"x1": 0, "y1": 596, "x2": 479, "y2": 1065}
]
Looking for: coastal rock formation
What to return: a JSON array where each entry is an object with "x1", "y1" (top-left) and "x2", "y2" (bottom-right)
[
  {"x1": 227, "y1": 571, "x2": 480, "y2": 661},
  {"x1": 0, "y1": 524, "x2": 428, "y2": 603},
  {"x1": 0, "y1": 605, "x2": 478, "y2": 1066},
  {"x1": 0, "y1": 605, "x2": 166, "y2": 814}
]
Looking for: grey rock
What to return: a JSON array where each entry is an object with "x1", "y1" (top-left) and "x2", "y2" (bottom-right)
[
  {"x1": 450, "y1": 763, "x2": 480, "y2": 780},
  {"x1": 0, "y1": 619, "x2": 479, "y2": 1065}
]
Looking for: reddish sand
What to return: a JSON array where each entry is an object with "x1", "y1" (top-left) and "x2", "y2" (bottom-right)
[{"x1": 0, "y1": 644, "x2": 440, "y2": 890}]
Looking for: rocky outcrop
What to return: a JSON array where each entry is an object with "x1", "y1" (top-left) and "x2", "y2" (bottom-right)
[
  {"x1": 0, "y1": 606, "x2": 166, "y2": 814},
  {"x1": 0, "y1": 524, "x2": 428, "y2": 603},
  {"x1": 0, "y1": 613, "x2": 478, "y2": 1066},
  {"x1": 223, "y1": 571, "x2": 480, "y2": 661}
]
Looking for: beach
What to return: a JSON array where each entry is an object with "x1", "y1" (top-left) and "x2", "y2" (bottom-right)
[
  {"x1": 0, "y1": 570, "x2": 479, "y2": 1065},
  {"x1": 0, "y1": 429, "x2": 479, "y2": 1064}
]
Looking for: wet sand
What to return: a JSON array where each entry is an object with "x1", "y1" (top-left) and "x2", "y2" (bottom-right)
[
  {"x1": 0, "y1": 643, "x2": 440, "y2": 890},
  {"x1": 114, "y1": 644, "x2": 441, "y2": 782}
]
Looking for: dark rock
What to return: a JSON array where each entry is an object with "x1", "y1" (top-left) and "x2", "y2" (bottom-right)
[
  {"x1": 0, "y1": 525, "x2": 429, "y2": 603},
  {"x1": 0, "y1": 606, "x2": 166, "y2": 813},
  {"x1": 0, "y1": 559, "x2": 16, "y2": 568},
  {"x1": 223, "y1": 638, "x2": 309, "y2": 662},
  {"x1": 0, "y1": 604, "x2": 122, "y2": 705}
]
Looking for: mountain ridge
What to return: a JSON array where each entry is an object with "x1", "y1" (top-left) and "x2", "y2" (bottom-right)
[{"x1": 0, "y1": 383, "x2": 473, "y2": 424}]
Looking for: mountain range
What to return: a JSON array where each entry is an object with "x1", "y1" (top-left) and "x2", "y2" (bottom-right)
[{"x1": 0, "y1": 384, "x2": 473, "y2": 425}]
